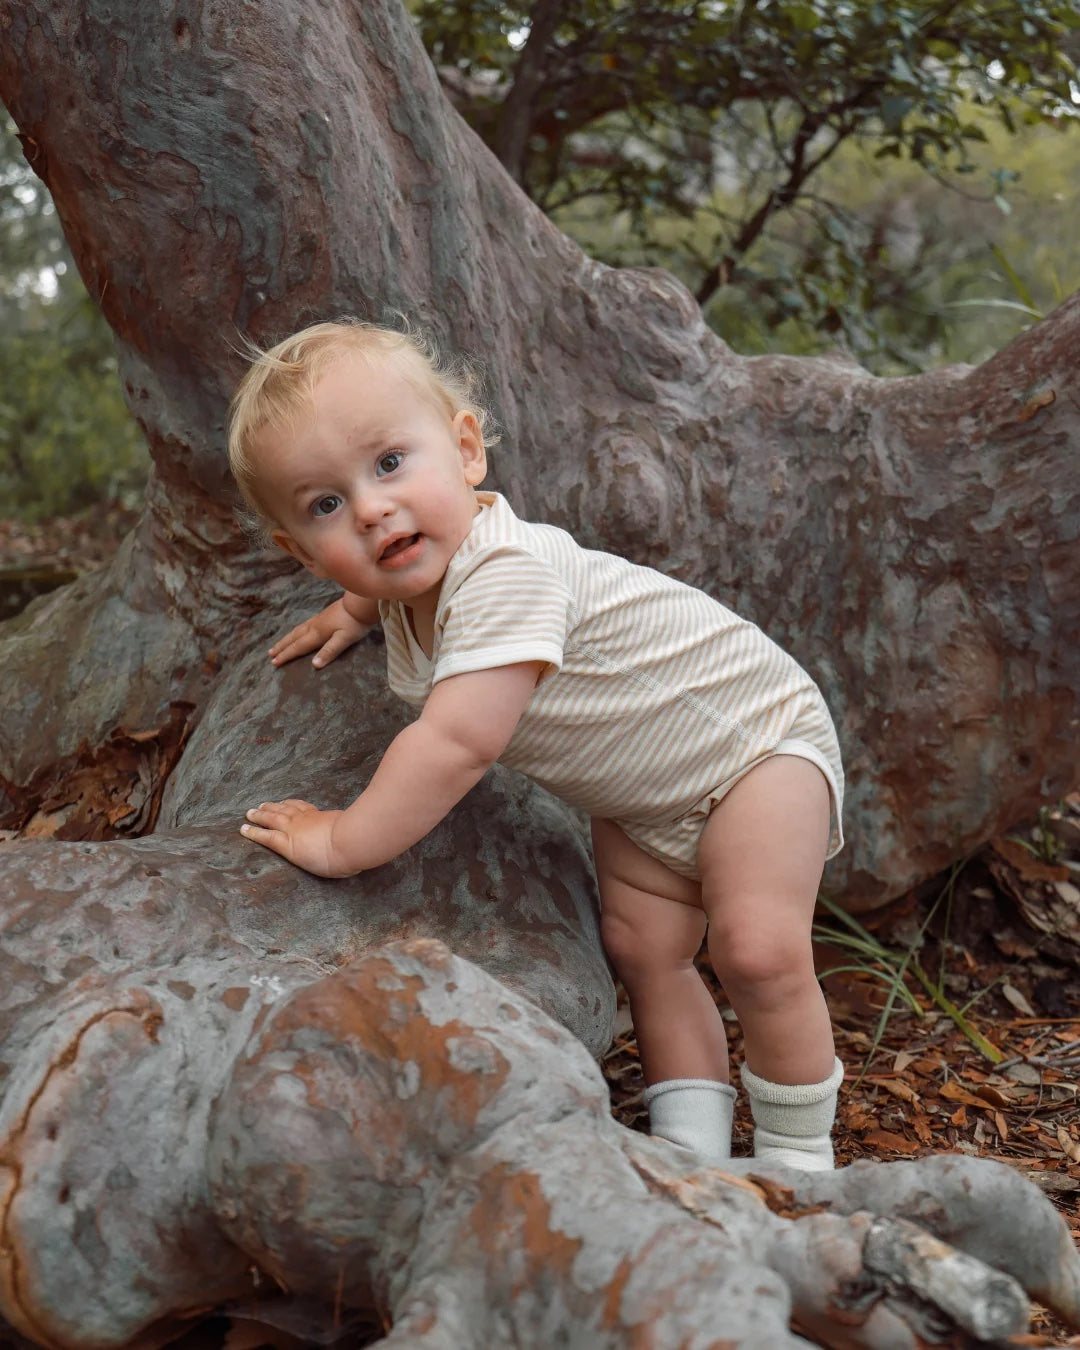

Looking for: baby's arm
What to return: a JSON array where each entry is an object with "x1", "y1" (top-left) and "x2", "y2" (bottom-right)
[
  {"x1": 269, "y1": 592, "x2": 380, "y2": 669},
  {"x1": 241, "y1": 660, "x2": 543, "y2": 876}
]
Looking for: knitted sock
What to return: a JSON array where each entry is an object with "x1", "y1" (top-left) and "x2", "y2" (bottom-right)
[
  {"x1": 643, "y1": 1078, "x2": 736, "y2": 1164},
  {"x1": 740, "y1": 1057, "x2": 844, "y2": 1172}
]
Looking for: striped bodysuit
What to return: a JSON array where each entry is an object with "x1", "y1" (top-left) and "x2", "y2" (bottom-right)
[{"x1": 379, "y1": 491, "x2": 843, "y2": 879}]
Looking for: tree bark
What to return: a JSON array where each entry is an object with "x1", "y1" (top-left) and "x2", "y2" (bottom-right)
[
  {"x1": 0, "y1": 2, "x2": 1078, "y2": 1346},
  {"x1": 491, "y1": 0, "x2": 566, "y2": 184},
  {"x1": 1, "y1": 0, "x2": 1076, "y2": 904}
]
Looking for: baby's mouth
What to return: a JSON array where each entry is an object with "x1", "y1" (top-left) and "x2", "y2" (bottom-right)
[{"x1": 380, "y1": 533, "x2": 421, "y2": 561}]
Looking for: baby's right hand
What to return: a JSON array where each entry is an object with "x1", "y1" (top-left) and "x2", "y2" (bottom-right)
[{"x1": 270, "y1": 598, "x2": 374, "y2": 669}]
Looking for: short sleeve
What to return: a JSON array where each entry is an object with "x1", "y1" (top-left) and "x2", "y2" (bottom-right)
[{"x1": 431, "y1": 547, "x2": 574, "y2": 685}]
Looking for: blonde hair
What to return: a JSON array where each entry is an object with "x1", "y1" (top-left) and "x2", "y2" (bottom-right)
[{"x1": 227, "y1": 318, "x2": 497, "y2": 519}]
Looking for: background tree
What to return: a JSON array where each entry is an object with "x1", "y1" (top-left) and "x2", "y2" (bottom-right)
[
  {"x1": 0, "y1": 115, "x2": 144, "y2": 520},
  {"x1": 417, "y1": 0, "x2": 1080, "y2": 367},
  {"x1": 3, "y1": 4, "x2": 1079, "y2": 529},
  {"x1": 0, "y1": 0, "x2": 1079, "y2": 1344}
]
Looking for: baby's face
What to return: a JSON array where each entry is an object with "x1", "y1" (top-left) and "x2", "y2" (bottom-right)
[{"x1": 251, "y1": 353, "x2": 486, "y2": 614}]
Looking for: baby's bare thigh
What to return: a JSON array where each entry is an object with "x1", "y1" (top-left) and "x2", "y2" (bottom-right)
[
  {"x1": 697, "y1": 754, "x2": 830, "y2": 919},
  {"x1": 591, "y1": 817, "x2": 703, "y2": 908}
]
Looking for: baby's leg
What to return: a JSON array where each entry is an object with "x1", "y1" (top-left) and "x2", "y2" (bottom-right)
[
  {"x1": 697, "y1": 754, "x2": 841, "y2": 1168},
  {"x1": 592, "y1": 817, "x2": 724, "y2": 1082},
  {"x1": 592, "y1": 818, "x2": 735, "y2": 1161}
]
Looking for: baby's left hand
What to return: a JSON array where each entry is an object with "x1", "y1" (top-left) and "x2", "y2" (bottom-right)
[{"x1": 241, "y1": 799, "x2": 354, "y2": 877}]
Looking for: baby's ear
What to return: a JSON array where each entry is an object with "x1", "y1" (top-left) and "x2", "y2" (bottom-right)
[
  {"x1": 271, "y1": 529, "x2": 327, "y2": 578},
  {"x1": 454, "y1": 410, "x2": 487, "y2": 486}
]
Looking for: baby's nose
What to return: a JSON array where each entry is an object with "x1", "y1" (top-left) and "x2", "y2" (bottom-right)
[{"x1": 353, "y1": 491, "x2": 392, "y2": 526}]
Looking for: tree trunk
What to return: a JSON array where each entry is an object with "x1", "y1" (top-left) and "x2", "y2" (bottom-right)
[
  {"x1": 1, "y1": 0, "x2": 1077, "y2": 905},
  {"x1": 0, "y1": 2, "x2": 1078, "y2": 1346}
]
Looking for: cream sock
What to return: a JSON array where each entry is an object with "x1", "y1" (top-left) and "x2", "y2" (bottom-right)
[
  {"x1": 643, "y1": 1078, "x2": 736, "y2": 1164},
  {"x1": 740, "y1": 1057, "x2": 844, "y2": 1172}
]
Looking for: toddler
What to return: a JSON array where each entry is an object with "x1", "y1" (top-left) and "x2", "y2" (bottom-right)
[{"x1": 230, "y1": 320, "x2": 846, "y2": 1171}]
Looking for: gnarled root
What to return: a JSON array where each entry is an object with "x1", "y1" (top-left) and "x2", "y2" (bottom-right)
[{"x1": 208, "y1": 939, "x2": 1078, "y2": 1348}]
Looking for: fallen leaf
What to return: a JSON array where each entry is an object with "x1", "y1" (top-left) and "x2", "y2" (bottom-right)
[
  {"x1": 877, "y1": 1078, "x2": 919, "y2": 1105},
  {"x1": 1002, "y1": 983, "x2": 1037, "y2": 1017},
  {"x1": 1056, "y1": 1127, "x2": 1080, "y2": 1165},
  {"x1": 992, "y1": 930, "x2": 1038, "y2": 959},
  {"x1": 1046, "y1": 812, "x2": 1080, "y2": 851},
  {"x1": 1055, "y1": 879, "x2": 1080, "y2": 906},
  {"x1": 0, "y1": 702, "x2": 194, "y2": 843},
  {"x1": 840, "y1": 1105, "x2": 878, "y2": 1132},
  {"x1": 939, "y1": 1080, "x2": 990, "y2": 1110},
  {"x1": 976, "y1": 1083, "x2": 1014, "y2": 1108},
  {"x1": 989, "y1": 835, "x2": 1069, "y2": 884},
  {"x1": 1004, "y1": 1062, "x2": 1043, "y2": 1087},
  {"x1": 1026, "y1": 1171, "x2": 1080, "y2": 1195},
  {"x1": 861, "y1": 1128, "x2": 921, "y2": 1155},
  {"x1": 1016, "y1": 885, "x2": 1080, "y2": 947}
]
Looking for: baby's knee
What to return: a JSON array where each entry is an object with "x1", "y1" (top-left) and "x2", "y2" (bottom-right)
[
  {"x1": 599, "y1": 908, "x2": 649, "y2": 975},
  {"x1": 707, "y1": 920, "x2": 814, "y2": 993},
  {"x1": 599, "y1": 907, "x2": 698, "y2": 981}
]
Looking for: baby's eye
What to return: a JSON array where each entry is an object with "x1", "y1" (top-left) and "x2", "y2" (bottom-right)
[
  {"x1": 311, "y1": 494, "x2": 342, "y2": 518},
  {"x1": 377, "y1": 451, "x2": 403, "y2": 476}
]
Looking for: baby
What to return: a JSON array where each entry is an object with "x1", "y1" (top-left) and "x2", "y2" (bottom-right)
[{"x1": 229, "y1": 320, "x2": 846, "y2": 1171}]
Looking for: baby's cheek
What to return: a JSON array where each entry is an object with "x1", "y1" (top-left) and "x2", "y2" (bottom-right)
[{"x1": 322, "y1": 541, "x2": 359, "y2": 571}]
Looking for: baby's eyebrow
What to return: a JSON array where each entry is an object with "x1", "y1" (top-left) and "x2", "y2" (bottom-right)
[
  {"x1": 349, "y1": 422, "x2": 397, "y2": 448},
  {"x1": 287, "y1": 480, "x2": 324, "y2": 502}
]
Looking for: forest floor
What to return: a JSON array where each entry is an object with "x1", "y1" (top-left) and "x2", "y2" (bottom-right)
[
  {"x1": 0, "y1": 500, "x2": 142, "y2": 620},
  {"x1": 3, "y1": 507, "x2": 1080, "y2": 1348}
]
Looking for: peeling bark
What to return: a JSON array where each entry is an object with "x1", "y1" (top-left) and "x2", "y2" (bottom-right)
[
  {"x1": 0, "y1": 1, "x2": 1079, "y2": 1345},
  {"x1": 2, "y1": 920, "x2": 1078, "y2": 1348}
]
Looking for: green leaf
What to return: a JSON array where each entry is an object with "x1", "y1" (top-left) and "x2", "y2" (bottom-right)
[
  {"x1": 989, "y1": 244, "x2": 1039, "y2": 309},
  {"x1": 880, "y1": 95, "x2": 913, "y2": 133}
]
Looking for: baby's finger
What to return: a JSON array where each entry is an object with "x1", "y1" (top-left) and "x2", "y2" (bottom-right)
[
  {"x1": 244, "y1": 804, "x2": 292, "y2": 828},
  {"x1": 270, "y1": 625, "x2": 318, "y2": 662},
  {"x1": 312, "y1": 632, "x2": 354, "y2": 668},
  {"x1": 246, "y1": 799, "x2": 313, "y2": 819},
  {"x1": 239, "y1": 821, "x2": 290, "y2": 855},
  {"x1": 269, "y1": 623, "x2": 306, "y2": 654},
  {"x1": 270, "y1": 644, "x2": 306, "y2": 667}
]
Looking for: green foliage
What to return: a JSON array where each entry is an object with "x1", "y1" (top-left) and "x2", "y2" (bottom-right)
[
  {"x1": 415, "y1": 0, "x2": 1080, "y2": 370},
  {"x1": 695, "y1": 105, "x2": 1080, "y2": 370},
  {"x1": 3, "y1": 7, "x2": 1079, "y2": 528},
  {"x1": 0, "y1": 115, "x2": 146, "y2": 522}
]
